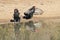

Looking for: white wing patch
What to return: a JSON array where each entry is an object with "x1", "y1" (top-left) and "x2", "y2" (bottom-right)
[{"x1": 34, "y1": 8, "x2": 44, "y2": 15}]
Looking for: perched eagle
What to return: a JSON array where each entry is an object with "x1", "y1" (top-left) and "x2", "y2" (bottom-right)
[{"x1": 10, "y1": 9, "x2": 20, "y2": 22}]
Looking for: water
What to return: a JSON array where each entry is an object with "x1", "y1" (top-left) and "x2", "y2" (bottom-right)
[{"x1": 0, "y1": 19, "x2": 60, "y2": 40}]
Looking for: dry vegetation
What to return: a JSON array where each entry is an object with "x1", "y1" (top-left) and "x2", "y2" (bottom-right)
[
  {"x1": 0, "y1": 0, "x2": 60, "y2": 40},
  {"x1": 0, "y1": 18, "x2": 60, "y2": 40}
]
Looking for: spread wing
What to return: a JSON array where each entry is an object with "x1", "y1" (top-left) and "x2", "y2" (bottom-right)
[{"x1": 34, "y1": 8, "x2": 44, "y2": 15}]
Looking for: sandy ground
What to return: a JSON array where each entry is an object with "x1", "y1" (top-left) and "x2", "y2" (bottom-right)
[{"x1": 0, "y1": 0, "x2": 60, "y2": 20}]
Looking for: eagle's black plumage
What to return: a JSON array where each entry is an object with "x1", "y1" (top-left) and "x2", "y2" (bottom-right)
[
  {"x1": 23, "y1": 6, "x2": 35, "y2": 19},
  {"x1": 10, "y1": 9, "x2": 20, "y2": 22},
  {"x1": 13, "y1": 9, "x2": 20, "y2": 22}
]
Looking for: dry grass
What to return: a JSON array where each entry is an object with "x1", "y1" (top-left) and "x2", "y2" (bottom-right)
[{"x1": 0, "y1": 18, "x2": 60, "y2": 40}]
